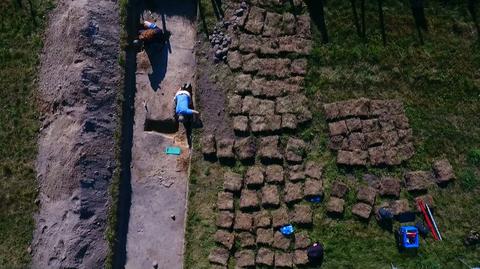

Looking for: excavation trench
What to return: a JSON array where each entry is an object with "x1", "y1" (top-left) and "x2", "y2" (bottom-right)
[{"x1": 114, "y1": 0, "x2": 197, "y2": 268}]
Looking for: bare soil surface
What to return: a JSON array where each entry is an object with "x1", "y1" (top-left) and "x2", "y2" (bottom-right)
[
  {"x1": 31, "y1": 0, "x2": 120, "y2": 268},
  {"x1": 195, "y1": 39, "x2": 235, "y2": 139},
  {"x1": 124, "y1": 1, "x2": 197, "y2": 268}
]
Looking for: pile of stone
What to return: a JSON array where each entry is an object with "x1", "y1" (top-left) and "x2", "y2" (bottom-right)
[
  {"x1": 324, "y1": 98, "x2": 414, "y2": 166},
  {"x1": 226, "y1": 1, "x2": 248, "y2": 29},
  {"x1": 209, "y1": 24, "x2": 232, "y2": 62},
  {"x1": 210, "y1": 159, "x2": 323, "y2": 268}
]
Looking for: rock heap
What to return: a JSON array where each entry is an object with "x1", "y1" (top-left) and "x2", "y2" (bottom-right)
[
  {"x1": 324, "y1": 98, "x2": 414, "y2": 166},
  {"x1": 209, "y1": 25, "x2": 233, "y2": 62}
]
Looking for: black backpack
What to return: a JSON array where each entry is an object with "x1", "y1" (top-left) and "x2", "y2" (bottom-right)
[{"x1": 307, "y1": 243, "x2": 324, "y2": 265}]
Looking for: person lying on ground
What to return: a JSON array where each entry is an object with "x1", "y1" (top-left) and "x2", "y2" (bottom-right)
[
  {"x1": 174, "y1": 84, "x2": 198, "y2": 150},
  {"x1": 133, "y1": 20, "x2": 170, "y2": 49},
  {"x1": 173, "y1": 83, "x2": 199, "y2": 123}
]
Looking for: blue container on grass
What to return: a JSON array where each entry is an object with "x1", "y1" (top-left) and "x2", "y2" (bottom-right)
[{"x1": 400, "y1": 226, "x2": 419, "y2": 249}]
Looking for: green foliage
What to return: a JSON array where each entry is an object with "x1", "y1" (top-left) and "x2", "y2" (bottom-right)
[
  {"x1": 303, "y1": 0, "x2": 480, "y2": 267},
  {"x1": 0, "y1": 0, "x2": 54, "y2": 267},
  {"x1": 184, "y1": 157, "x2": 223, "y2": 269},
  {"x1": 467, "y1": 149, "x2": 480, "y2": 167},
  {"x1": 198, "y1": 0, "x2": 217, "y2": 34},
  {"x1": 185, "y1": 0, "x2": 480, "y2": 268},
  {"x1": 105, "y1": 0, "x2": 128, "y2": 268},
  {"x1": 459, "y1": 168, "x2": 479, "y2": 190}
]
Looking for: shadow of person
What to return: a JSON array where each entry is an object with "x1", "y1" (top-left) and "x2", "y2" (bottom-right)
[
  {"x1": 145, "y1": 41, "x2": 169, "y2": 91},
  {"x1": 183, "y1": 117, "x2": 193, "y2": 149}
]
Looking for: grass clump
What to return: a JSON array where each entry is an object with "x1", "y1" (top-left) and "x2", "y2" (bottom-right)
[
  {"x1": 0, "y1": 0, "x2": 54, "y2": 267},
  {"x1": 105, "y1": 0, "x2": 128, "y2": 268},
  {"x1": 467, "y1": 149, "x2": 480, "y2": 167},
  {"x1": 184, "y1": 155, "x2": 224, "y2": 269},
  {"x1": 459, "y1": 168, "x2": 479, "y2": 190}
]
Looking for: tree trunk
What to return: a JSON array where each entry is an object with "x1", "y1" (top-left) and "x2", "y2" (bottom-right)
[
  {"x1": 306, "y1": 0, "x2": 329, "y2": 43},
  {"x1": 378, "y1": 0, "x2": 386, "y2": 45},
  {"x1": 410, "y1": 0, "x2": 427, "y2": 44},
  {"x1": 27, "y1": 0, "x2": 37, "y2": 26},
  {"x1": 468, "y1": 0, "x2": 480, "y2": 38},
  {"x1": 318, "y1": 0, "x2": 329, "y2": 43},
  {"x1": 360, "y1": 0, "x2": 366, "y2": 40},
  {"x1": 351, "y1": 0, "x2": 362, "y2": 37}
]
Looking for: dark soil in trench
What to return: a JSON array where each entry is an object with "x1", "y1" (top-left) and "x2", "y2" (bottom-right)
[{"x1": 195, "y1": 35, "x2": 235, "y2": 139}]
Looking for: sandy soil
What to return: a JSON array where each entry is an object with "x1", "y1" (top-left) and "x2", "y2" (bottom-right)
[
  {"x1": 124, "y1": 1, "x2": 197, "y2": 268},
  {"x1": 31, "y1": 0, "x2": 120, "y2": 267}
]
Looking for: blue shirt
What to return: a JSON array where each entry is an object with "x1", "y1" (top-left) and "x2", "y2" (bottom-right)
[{"x1": 175, "y1": 93, "x2": 194, "y2": 115}]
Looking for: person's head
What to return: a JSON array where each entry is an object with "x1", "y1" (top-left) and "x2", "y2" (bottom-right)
[
  {"x1": 182, "y1": 83, "x2": 192, "y2": 94},
  {"x1": 178, "y1": 114, "x2": 185, "y2": 123}
]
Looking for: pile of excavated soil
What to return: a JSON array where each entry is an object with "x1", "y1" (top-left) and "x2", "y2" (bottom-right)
[{"x1": 31, "y1": 0, "x2": 120, "y2": 267}]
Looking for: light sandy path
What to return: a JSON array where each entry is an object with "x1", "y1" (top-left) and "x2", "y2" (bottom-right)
[{"x1": 125, "y1": 1, "x2": 197, "y2": 268}]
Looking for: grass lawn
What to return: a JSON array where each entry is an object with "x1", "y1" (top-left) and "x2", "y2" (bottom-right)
[
  {"x1": 185, "y1": 0, "x2": 480, "y2": 268},
  {"x1": 304, "y1": 0, "x2": 480, "y2": 268},
  {"x1": 0, "y1": 0, "x2": 54, "y2": 267}
]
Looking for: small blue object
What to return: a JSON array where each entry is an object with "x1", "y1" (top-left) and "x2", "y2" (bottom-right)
[
  {"x1": 400, "y1": 226, "x2": 419, "y2": 249},
  {"x1": 280, "y1": 224, "x2": 294, "y2": 235},
  {"x1": 165, "y1": 146, "x2": 181, "y2": 155},
  {"x1": 308, "y1": 196, "x2": 322, "y2": 203},
  {"x1": 379, "y1": 207, "x2": 393, "y2": 220},
  {"x1": 148, "y1": 23, "x2": 158, "y2": 29}
]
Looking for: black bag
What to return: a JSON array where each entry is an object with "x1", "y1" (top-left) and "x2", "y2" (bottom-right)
[{"x1": 307, "y1": 243, "x2": 324, "y2": 265}]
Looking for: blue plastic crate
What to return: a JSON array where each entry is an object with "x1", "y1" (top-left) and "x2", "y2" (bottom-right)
[
  {"x1": 400, "y1": 226, "x2": 419, "y2": 249},
  {"x1": 165, "y1": 146, "x2": 181, "y2": 155}
]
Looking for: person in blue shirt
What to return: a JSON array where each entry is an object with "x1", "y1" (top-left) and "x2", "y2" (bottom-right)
[
  {"x1": 173, "y1": 84, "x2": 199, "y2": 149},
  {"x1": 173, "y1": 83, "x2": 199, "y2": 123},
  {"x1": 133, "y1": 20, "x2": 170, "y2": 50}
]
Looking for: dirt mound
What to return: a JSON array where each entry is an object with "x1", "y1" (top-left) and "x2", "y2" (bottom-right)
[{"x1": 31, "y1": 0, "x2": 120, "y2": 267}]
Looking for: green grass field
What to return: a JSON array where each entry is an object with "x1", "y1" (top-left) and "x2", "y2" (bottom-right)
[
  {"x1": 185, "y1": 0, "x2": 480, "y2": 268},
  {"x1": 0, "y1": 0, "x2": 54, "y2": 267},
  {"x1": 302, "y1": 1, "x2": 480, "y2": 267}
]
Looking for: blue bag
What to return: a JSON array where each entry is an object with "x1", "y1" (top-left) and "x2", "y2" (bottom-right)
[{"x1": 280, "y1": 224, "x2": 294, "y2": 235}]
